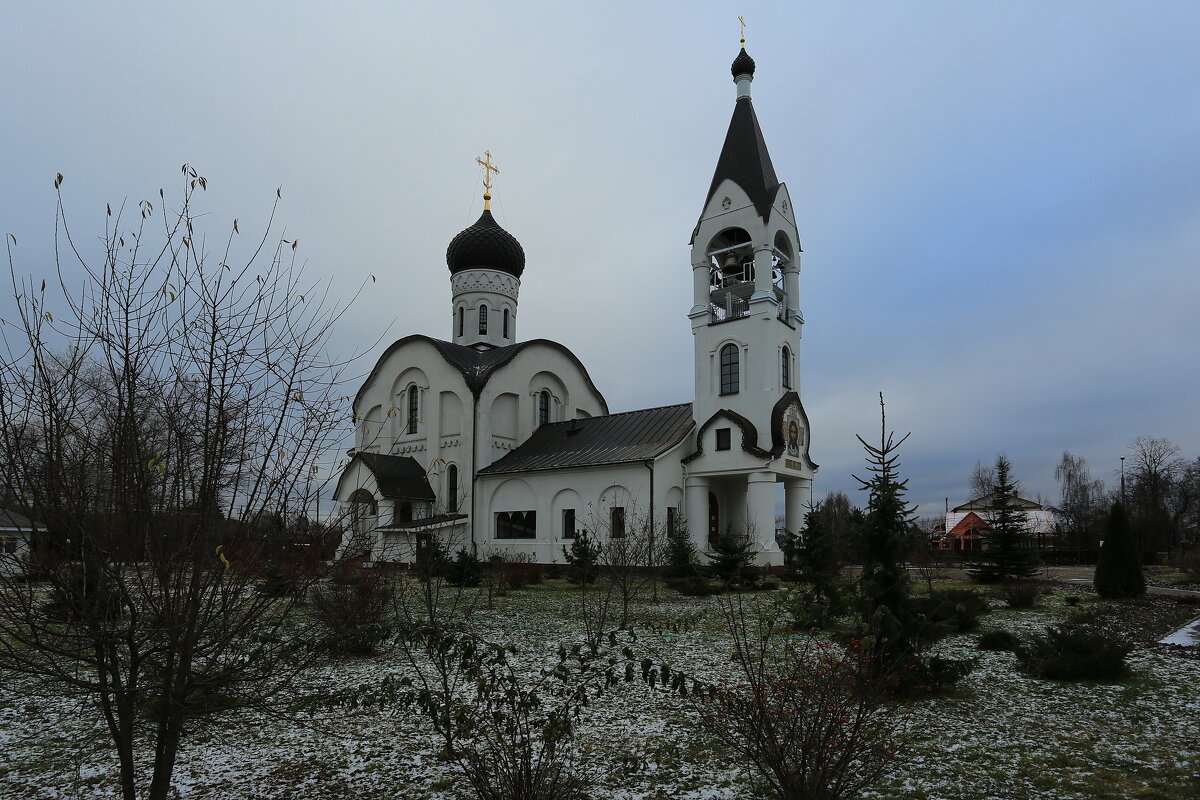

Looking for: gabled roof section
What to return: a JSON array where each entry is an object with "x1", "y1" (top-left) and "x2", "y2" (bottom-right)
[
  {"x1": 338, "y1": 452, "x2": 436, "y2": 501},
  {"x1": 949, "y1": 511, "x2": 990, "y2": 537},
  {"x1": 952, "y1": 492, "x2": 1045, "y2": 513},
  {"x1": 682, "y1": 408, "x2": 772, "y2": 464},
  {"x1": 353, "y1": 334, "x2": 609, "y2": 408},
  {"x1": 0, "y1": 509, "x2": 44, "y2": 531},
  {"x1": 479, "y1": 403, "x2": 694, "y2": 475},
  {"x1": 703, "y1": 98, "x2": 781, "y2": 222}
]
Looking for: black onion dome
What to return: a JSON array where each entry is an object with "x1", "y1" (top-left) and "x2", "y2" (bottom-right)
[
  {"x1": 731, "y1": 47, "x2": 755, "y2": 78},
  {"x1": 446, "y1": 209, "x2": 525, "y2": 278}
]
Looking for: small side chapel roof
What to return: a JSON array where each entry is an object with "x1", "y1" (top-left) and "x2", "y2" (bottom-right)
[
  {"x1": 339, "y1": 452, "x2": 436, "y2": 501},
  {"x1": 479, "y1": 403, "x2": 694, "y2": 475}
]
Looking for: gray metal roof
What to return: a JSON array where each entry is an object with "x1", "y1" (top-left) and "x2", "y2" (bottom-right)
[
  {"x1": 338, "y1": 452, "x2": 437, "y2": 501},
  {"x1": 702, "y1": 95, "x2": 780, "y2": 224},
  {"x1": 479, "y1": 403, "x2": 694, "y2": 475},
  {"x1": 353, "y1": 334, "x2": 610, "y2": 405}
]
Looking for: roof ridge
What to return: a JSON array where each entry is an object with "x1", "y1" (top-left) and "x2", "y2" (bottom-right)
[{"x1": 539, "y1": 401, "x2": 692, "y2": 426}]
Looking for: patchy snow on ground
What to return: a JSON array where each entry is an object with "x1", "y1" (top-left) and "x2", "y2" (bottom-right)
[{"x1": 1, "y1": 583, "x2": 1197, "y2": 799}]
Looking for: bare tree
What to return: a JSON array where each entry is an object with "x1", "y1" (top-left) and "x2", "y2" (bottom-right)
[
  {"x1": 646, "y1": 594, "x2": 908, "y2": 800},
  {"x1": 0, "y1": 167, "x2": 358, "y2": 800},
  {"x1": 594, "y1": 506, "x2": 658, "y2": 628},
  {"x1": 969, "y1": 459, "x2": 996, "y2": 501},
  {"x1": 1054, "y1": 451, "x2": 1105, "y2": 551},
  {"x1": 1126, "y1": 437, "x2": 1186, "y2": 557}
]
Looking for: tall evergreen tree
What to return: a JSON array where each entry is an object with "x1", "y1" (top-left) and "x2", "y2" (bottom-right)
[
  {"x1": 854, "y1": 395, "x2": 916, "y2": 623},
  {"x1": 967, "y1": 456, "x2": 1040, "y2": 582},
  {"x1": 797, "y1": 503, "x2": 840, "y2": 595},
  {"x1": 1094, "y1": 501, "x2": 1145, "y2": 598}
]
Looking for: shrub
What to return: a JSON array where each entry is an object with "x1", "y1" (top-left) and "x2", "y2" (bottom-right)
[
  {"x1": 502, "y1": 552, "x2": 540, "y2": 590},
  {"x1": 413, "y1": 537, "x2": 450, "y2": 582},
  {"x1": 444, "y1": 548, "x2": 483, "y2": 587},
  {"x1": 311, "y1": 573, "x2": 393, "y2": 657},
  {"x1": 1016, "y1": 612, "x2": 1133, "y2": 681},
  {"x1": 1177, "y1": 547, "x2": 1200, "y2": 582},
  {"x1": 704, "y1": 530, "x2": 760, "y2": 586},
  {"x1": 665, "y1": 575, "x2": 720, "y2": 596},
  {"x1": 993, "y1": 581, "x2": 1046, "y2": 609},
  {"x1": 757, "y1": 579, "x2": 781, "y2": 591},
  {"x1": 562, "y1": 531, "x2": 600, "y2": 585},
  {"x1": 916, "y1": 588, "x2": 990, "y2": 634},
  {"x1": 40, "y1": 566, "x2": 122, "y2": 622},
  {"x1": 663, "y1": 522, "x2": 698, "y2": 579},
  {"x1": 778, "y1": 583, "x2": 846, "y2": 631},
  {"x1": 1064, "y1": 595, "x2": 1081, "y2": 607},
  {"x1": 976, "y1": 629, "x2": 1020, "y2": 651},
  {"x1": 690, "y1": 615, "x2": 908, "y2": 800}
]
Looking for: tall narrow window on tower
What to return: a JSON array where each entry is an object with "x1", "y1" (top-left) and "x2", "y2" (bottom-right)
[
  {"x1": 479, "y1": 304, "x2": 488, "y2": 335},
  {"x1": 781, "y1": 345, "x2": 791, "y2": 389},
  {"x1": 503, "y1": 308, "x2": 510, "y2": 339},
  {"x1": 457, "y1": 306, "x2": 464, "y2": 337},
  {"x1": 720, "y1": 344, "x2": 740, "y2": 395},
  {"x1": 538, "y1": 390, "x2": 551, "y2": 426},
  {"x1": 407, "y1": 385, "x2": 419, "y2": 434}
]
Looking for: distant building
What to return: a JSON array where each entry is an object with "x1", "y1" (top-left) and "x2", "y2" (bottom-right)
[
  {"x1": 935, "y1": 492, "x2": 1056, "y2": 552},
  {"x1": 0, "y1": 509, "x2": 45, "y2": 578}
]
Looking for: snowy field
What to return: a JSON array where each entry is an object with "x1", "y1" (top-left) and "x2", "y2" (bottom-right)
[{"x1": 1, "y1": 581, "x2": 1197, "y2": 800}]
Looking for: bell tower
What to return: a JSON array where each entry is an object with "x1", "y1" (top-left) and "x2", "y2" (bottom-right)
[{"x1": 683, "y1": 34, "x2": 815, "y2": 564}]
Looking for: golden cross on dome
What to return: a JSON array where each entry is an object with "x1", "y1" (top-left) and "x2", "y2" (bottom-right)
[
  {"x1": 738, "y1": 15, "x2": 747, "y2": 47},
  {"x1": 475, "y1": 150, "x2": 500, "y2": 210}
]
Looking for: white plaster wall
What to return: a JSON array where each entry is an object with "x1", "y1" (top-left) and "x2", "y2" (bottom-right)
[{"x1": 476, "y1": 453, "x2": 686, "y2": 564}]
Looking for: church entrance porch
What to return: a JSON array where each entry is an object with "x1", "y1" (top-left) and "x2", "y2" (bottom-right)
[{"x1": 684, "y1": 471, "x2": 789, "y2": 567}]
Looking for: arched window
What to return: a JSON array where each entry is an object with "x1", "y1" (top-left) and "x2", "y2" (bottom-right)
[
  {"x1": 781, "y1": 346, "x2": 791, "y2": 389},
  {"x1": 503, "y1": 308, "x2": 510, "y2": 339},
  {"x1": 407, "y1": 386, "x2": 419, "y2": 434},
  {"x1": 479, "y1": 304, "x2": 488, "y2": 335},
  {"x1": 446, "y1": 465, "x2": 458, "y2": 513},
  {"x1": 457, "y1": 306, "x2": 464, "y2": 338},
  {"x1": 538, "y1": 390, "x2": 551, "y2": 426},
  {"x1": 720, "y1": 344, "x2": 740, "y2": 395}
]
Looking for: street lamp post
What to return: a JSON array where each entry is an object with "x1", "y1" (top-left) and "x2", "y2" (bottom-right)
[{"x1": 1120, "y1": 456, "x2": 1126, "y2": 504}]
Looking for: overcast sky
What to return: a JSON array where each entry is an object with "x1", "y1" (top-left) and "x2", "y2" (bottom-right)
[{"x1": 3, "y1": 1, "x2": 1198, "y2": 516}]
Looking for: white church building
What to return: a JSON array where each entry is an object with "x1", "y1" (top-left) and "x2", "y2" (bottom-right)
[{"x1": 335, "y1": 42, "x2": 817, "y2": 566}]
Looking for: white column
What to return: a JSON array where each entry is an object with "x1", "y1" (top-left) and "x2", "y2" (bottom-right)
[
  {"x1": 752, "y1": 245, "x2": 773, "y2": 297},
  {"x1": 685, "y1": 477, "x2": 709, "y2": 552},
  {"x1": 746, "y1": 471, "x2": 781, "y2": 565},
  {"x1": 784, "y1": 265, "x2": 800, "y2": 319},
  {"x1": 785, "y1": 479, "x2": 811, "y2": 537},
  {"x1": 692, "y1": 261, "x2": 711, "y2": 313}
]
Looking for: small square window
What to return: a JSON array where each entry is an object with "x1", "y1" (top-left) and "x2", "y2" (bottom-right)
[{"x1": 715, "y1": 428, "x2": 731, "y2": 451}]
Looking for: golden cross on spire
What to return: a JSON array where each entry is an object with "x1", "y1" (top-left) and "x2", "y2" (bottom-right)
[
  {"x1": 475, "y1": 150, "x2": 500, "y2": 210},
  {"x1": 738, "y1": 15, "x2": 747, "y2": 47}
]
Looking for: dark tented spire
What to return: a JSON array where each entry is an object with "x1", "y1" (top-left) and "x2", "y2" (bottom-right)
[{"x1": 703, "y1": 96, "x2": 780, "y2": 221}]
